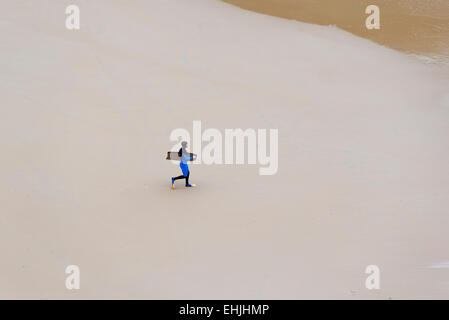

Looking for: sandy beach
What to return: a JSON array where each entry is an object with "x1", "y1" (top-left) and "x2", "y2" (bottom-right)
[{"x1": 1, "y1": 0, "x2": 449, "y2": 299}]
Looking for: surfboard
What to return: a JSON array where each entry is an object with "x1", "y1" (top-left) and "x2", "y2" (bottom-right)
[{"x1": 166, "y1": 151, "x2": 197, "y2": 161}]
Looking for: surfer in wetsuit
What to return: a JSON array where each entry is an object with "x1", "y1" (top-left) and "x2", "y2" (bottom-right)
[{"x1": 171, "y1": 141, "x2": 196, "y2": 189}]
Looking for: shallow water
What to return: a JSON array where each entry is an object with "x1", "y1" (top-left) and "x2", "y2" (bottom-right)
[{"x1": 222, "y1": 0, "x2": 449, "y2": 64}]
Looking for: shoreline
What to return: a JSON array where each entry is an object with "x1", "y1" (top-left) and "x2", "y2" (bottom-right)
[{"x1": 222, "y1": 0, "x2": 449, "y2": 67}]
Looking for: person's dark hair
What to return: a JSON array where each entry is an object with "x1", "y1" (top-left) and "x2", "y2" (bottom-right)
[{"x1": 178, "y1": 141, "x2": 187, "y2": 157}]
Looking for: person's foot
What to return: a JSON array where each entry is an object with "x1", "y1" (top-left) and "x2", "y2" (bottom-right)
[
  {"x1": 185, "y1": 184, "x2": 196, "y2": 188},
  {"x1": 171, "y1": 178, "x2": 175, "y2": 190}
]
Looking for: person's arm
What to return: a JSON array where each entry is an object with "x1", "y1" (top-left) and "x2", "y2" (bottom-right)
[{"x1": 182, "y1": 153, "x2": 193, "y2": 161}]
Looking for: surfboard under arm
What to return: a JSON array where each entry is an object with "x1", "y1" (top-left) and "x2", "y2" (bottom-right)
[{"x1": 166, "y1": 152, "x2": 196, "y2": 161}]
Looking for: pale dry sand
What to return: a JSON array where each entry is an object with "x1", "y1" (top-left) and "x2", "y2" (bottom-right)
[
  {"x1": 1, "y1": 0, "x2": 449, "y2": 299},
  {"x1": 223, "y1": 0, "x2": 449, "y2": 65}
]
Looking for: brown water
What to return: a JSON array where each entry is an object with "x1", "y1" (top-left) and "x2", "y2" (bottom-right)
[{"x1": 222, "y1": 0, "x2": 449, "y2": 64}]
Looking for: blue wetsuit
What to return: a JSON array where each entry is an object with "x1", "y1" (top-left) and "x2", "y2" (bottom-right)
[
  {"x1": 172, "y1": 149, "x2": 194, "y2": 187},
  {"x1": 180, "y1": 152, "x2": 193, "y2": 176}
]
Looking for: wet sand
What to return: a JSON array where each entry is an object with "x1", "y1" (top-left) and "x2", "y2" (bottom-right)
[{"x1": 222, "y1": 0, "x2": 449, "y2": 63}]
